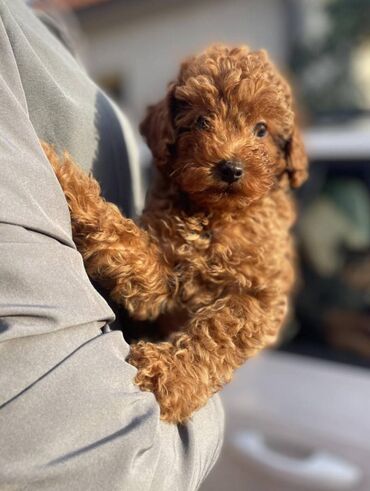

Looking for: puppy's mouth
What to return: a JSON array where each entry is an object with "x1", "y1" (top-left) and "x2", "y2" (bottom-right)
[
  {"x1": 218, "y1": 180, "x2": 243, "y2": 192},
  {"x1": 205, "y1": 179, "x2": 245, "y2": 200}
]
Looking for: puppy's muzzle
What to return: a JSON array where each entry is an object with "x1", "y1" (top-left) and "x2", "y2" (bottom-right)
[{"x1": 216, "y1": 160, "x2": 244, "y2": 183}]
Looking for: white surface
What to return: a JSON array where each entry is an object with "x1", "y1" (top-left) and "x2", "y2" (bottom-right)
[
  {"x1": 222, "y1": 351, "x2": 370, "y2": 449},
  {"x1": 232, "y1": 430, "x2": 361, "y2": 491},
  {"x1": 304, "y1": 124, "x2": 370, "y2": 160},
  {"x1": 201, "y1": 352, "x2": 370, "y2": 491}
]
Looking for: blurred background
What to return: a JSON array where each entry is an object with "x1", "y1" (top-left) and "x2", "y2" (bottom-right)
[{"x1": 31, "y1": 1, "x2": 370, "y2": 490}]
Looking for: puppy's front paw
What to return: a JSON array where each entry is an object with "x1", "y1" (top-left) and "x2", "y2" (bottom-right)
[{"x1": 128, "y1": 340, "x2": 209, "y2": 423}]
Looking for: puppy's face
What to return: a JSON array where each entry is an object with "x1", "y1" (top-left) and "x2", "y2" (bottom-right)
[{"x1": 141, "y1": 46, "x2": 308, "y2": 211}]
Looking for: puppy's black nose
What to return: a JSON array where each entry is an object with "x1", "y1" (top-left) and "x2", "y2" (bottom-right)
[{"x1": 216, "y1": 160, "x2": 244, "y2": 183}]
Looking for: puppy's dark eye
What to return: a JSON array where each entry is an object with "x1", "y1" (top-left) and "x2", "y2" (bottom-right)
[
  {"x1": 254, "y1": 122, "x2": 268, "y2": 138},
  {"x1": 196, "y1": 116, "x2": 210, "y2": 130}
]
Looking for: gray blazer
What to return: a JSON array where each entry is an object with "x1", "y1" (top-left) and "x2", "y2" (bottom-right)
[{"x1": 0, "y1": 1, "x2": 223, "y2": 489}]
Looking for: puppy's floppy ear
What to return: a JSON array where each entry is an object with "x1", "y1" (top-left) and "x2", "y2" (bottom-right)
[
  {"x1": 284, "y1": 123, "x2": 308, "y2": 188},
  {"x1": 140, "y1": 83, "x2": 177, "y2": 168}
]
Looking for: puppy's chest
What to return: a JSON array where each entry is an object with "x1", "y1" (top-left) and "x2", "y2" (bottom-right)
[{"x1": 161, "y1": 219, "x2": 255, "y2": 282}]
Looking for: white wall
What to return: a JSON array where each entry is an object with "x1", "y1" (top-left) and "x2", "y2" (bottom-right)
[{"x1": 80, "y1": 0, "x2": 289, "y2": 125}]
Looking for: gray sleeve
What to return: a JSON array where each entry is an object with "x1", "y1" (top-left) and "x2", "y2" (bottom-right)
[{"x1": 0, "y1": 4, "x2": 223, "y2": 490}]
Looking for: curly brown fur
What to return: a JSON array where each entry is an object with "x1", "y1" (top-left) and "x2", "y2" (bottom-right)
[{"x1": 43, "y1": 44, "x2": 308, "y2": 423}]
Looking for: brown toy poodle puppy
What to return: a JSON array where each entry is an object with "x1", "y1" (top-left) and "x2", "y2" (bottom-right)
[{"x1": 43, "y1": 44, "x2": 308, "y2": 423}]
